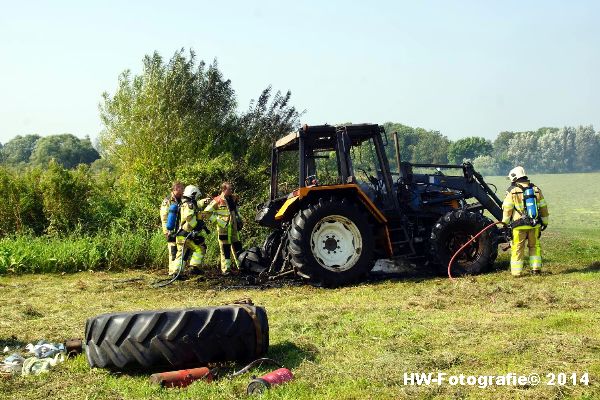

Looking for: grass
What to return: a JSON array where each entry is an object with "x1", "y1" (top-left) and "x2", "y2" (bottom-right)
[
  {"x1": 0, "y1": 231, "x2": 166, "y2": 274},
  {"x1": 0, "y1": 231, "x2": 231, "y2": 275},
  {"x1": 1, "y1": 172, "x2": 599, "y2": 399}
]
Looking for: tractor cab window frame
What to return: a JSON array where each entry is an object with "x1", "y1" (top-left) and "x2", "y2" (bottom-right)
[
  {"x1": 349, "y1": 137, "x2": 386, "y2": 192},
  {"x1": 272, "y1": 134, "x2": 342, "y2": 199},
  {"x1": 346, "y1": 131, "x2": 397, "y2": 210},
  {"x1": 270, "y1": 125, "x2": 396, "y2": 210},
  {"x1": 299, "y1": 132, "x2": 342, "y2": 189},
  {"x1": 274, "y1": 148, "x2": 300, "y2": 199}
]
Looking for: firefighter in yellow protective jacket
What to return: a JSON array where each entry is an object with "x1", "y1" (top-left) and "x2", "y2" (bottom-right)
[
  {"x1": 502, "y1": 166, "x2": 549, "y2": 276},
  {"x1": 204, "y1": 182, "x2": 244, "y2": 275},
  {"x1": 159, "y1": 182, "x2": 184, "y2": 275},
  {"x1": 173, "y1": 185, "x2": 211, "y2": 277}
]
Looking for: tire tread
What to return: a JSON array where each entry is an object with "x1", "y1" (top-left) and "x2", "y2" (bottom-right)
[{"x1": 85, "y1": 306, "x2": 268, "y2": 370}]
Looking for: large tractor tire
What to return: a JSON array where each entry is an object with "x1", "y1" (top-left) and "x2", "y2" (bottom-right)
[
  {"x1": 288, "y1": 196, "x2": 375, "y2": 287},
  {"x1": 430, "y1": 210, "x2": 498, "y2": 276},
  {"x1": 85, "y1": 305, "x2": 269, "y2": 371}
]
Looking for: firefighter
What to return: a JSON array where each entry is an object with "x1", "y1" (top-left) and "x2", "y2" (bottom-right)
[
  {"x1": 173, "y1": 185, "x2": 210, "y2": 277},
  {"x1": 502, "y1": 166, "x2": 549, "y2": 276},
  {"x1": 204, "y1": 182, "x2": 244, "y2": 275},
  {"x1": 160, "y1": 182, "x2": 184, "y2": 275}
]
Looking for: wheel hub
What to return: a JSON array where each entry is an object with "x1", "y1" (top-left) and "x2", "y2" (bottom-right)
[
  {"x1": 323, "y1": 237, "x2": 339, "y2": 252},
  {"x1": 310, "y1": 215, "x2": 362, "y2": 272}
]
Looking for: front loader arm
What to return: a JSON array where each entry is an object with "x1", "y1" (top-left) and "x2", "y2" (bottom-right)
[
  {"x1": 468, "y1": 168, "x2": 504, "y2": 221},
  {"x1": 409, "y1": 162, "x2": 504, "y2": 221}
]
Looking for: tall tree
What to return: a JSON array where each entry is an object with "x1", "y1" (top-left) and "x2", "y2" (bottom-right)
[
  {"x1": 383, "y1": 122, "x2": 418, "y2": 165},
  {"x1": 536, "y1": 127, "x2": 560, "y2": 136},
  {"x1": 382, "y1": 122, "x2": 449, "y2": 165},
  {"x1": 239, "y1": 86, "x2": 303, "y2": 166},
  {"x1": 29, "y1": 134, "x2": 99, "y2": 168},
  {"x1": 447, "y1": 137, "x2": 493, "y2": 164},
  {"x1": 412, "y1": 128, "x2": 450, "y2": 164},
  {"x1": 507, "y1": 132, "x2": 541, "y2": 171},
  {"x1": 99, "y1": 49, "x2": 300, "y2": 228},
  {"x1": 492, "y1": 131, "x2": 516, "y2": 174},
  {"x1": 537, "y1": 130, "x2": 564, "y2": 173},
  {"x1": 99, "y1": 50, "x2": 239, "y2": 198},
  {"x1": 472, "y1": 155, "x2": 500, "y2": 176},
  {"x1": 574, "y1": 125, "x2": 599, "y2": 172},
  {"x1": 1, "y1": 134, "x2": 40, "y2": 166},
  {"x1": 537, "y1": 127, "x2": 575, "y2": 173}
]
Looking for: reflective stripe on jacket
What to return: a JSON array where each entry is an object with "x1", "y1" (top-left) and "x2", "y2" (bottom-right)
[{"x1": 204, "y1": 195, "x2": 233, "y2": 229}]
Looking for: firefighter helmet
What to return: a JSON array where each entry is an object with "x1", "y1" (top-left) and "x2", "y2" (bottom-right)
[
  {"x1": 183, "y1": 185, "x2": 200, "y2": 200},
  {"x1": 508, "y1": 166, "x2": 527, "y2": 182}
]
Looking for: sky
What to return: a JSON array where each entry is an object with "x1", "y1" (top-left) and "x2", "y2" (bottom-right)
[{"x1": 0, "y1": 0, "x2": 599, "y2": 144}]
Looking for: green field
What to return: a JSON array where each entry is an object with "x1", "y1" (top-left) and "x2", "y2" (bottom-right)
[
  {"x1": 485, "y1": 173, "x2": 600, "y2": 235},
  {"x1": 1, "y1": 173, "x2": 599, "y2": 400}
]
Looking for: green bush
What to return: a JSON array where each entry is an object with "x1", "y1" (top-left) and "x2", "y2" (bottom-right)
[
  {"x1": 0, "y1": 159, "x2": 272, "y2": 275},
  {"x1": 39, "y1": 161, "x2": 91, "y2": 234},
  {"x1": 0, "y1": 168, "x2": 22, "y2": 237},
  {"x1": 0, "y1": 163, "x2": 134, "y2": 236},
  {"x1": 0, "y1": 167, "x2": 47, "y2": 236}
]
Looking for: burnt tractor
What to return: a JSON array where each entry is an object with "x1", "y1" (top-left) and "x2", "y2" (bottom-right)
[{"x1": 240, "y1": 124, "x2": 507, "y2": 287}]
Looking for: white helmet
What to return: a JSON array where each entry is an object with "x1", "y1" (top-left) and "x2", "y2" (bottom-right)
[
  {"x1": 183, "y1": 185, "x2": 200, "y2": 200},
  {"x1": 508, "y1": 166, "x2": 527, "y2": 182}
]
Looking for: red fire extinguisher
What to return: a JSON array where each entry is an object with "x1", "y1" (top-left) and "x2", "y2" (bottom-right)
[
  {"x1": 149, "y1": 367, "x2": 214, "y2": 388},
  {"x1": 247, "y1": 368, "x2": 294, "y2": 394}
]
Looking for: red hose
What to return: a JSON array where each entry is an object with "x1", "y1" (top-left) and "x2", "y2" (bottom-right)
[{"x1": 447, "y1": 221, "x2": 506, "y2": 280}]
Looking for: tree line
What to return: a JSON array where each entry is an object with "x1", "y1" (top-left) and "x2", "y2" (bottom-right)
[
  {"x1": 383, "y1": 123, "x2": 599, "y2": 176},
  {"x1": 5, "y1": 123, "x2": 597, "y2": 182},
  {"x1": 0, "y1": 134, "x2": 99, "y2": 169}
]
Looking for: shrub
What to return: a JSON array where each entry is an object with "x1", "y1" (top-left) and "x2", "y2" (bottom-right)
[
  {"x1": 0, "y1": 167, "x2": 46, "y2": 236},
  {"x1": 39, "y1": 161, "x2": 91, "y2": 235}
]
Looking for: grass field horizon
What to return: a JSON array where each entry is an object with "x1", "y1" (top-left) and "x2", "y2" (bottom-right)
[{"x1": 1, "y1": 172, "x2": 599, "y2": 399}]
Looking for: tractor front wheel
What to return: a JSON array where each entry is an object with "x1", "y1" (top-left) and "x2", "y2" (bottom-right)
[
  {"x1": 429, "y1": 210, "x2": 498, "y2": 276},
  {"x1": 288, "y1": 196, "x2": 375, "y2": 287}
]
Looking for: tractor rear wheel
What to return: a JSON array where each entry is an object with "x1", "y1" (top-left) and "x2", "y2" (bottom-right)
[
  {"x1": 430, "y1": 210, "x2": 498, "y2": 276},
  {"x1": 288, "y1": 196, "x2": 375, "y2": 287}
]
